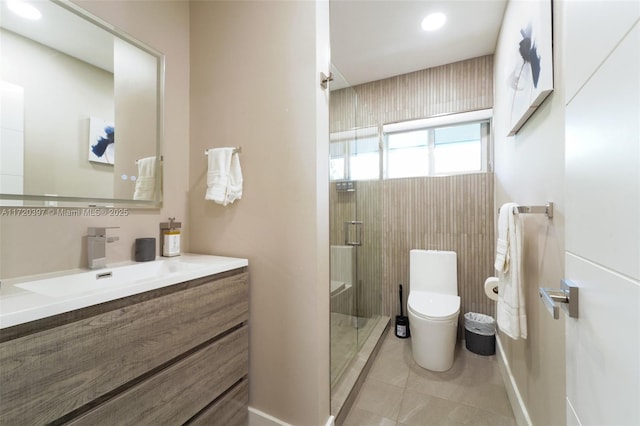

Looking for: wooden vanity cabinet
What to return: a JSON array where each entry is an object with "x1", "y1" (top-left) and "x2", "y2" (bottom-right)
[{"x1": 0, "y1": 268, "x2": 249, "y2": 425}]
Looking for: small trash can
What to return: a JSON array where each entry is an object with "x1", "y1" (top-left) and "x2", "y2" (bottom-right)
[{"x1": 464, "y1": 312, "x2": 496, "y2": 355}]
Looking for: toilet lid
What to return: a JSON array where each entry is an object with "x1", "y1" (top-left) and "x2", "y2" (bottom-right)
[{"x1": 408, "y1": 291, "x2": 460, "y2": 320}]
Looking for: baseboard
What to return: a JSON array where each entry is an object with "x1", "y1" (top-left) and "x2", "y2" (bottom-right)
[
  {"x1": 248, "y1": 407, "x2": 292, "y2": 426},
  {"x1": 248, "y1": 407, "x2": 335, "y2": 426},
  {"x1": 496, "y1": 337, "x2": 532, "y2": 426}
]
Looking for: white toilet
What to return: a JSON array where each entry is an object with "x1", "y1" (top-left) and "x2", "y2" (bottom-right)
[{"x1": 407, "y1": 249, "x2": 460, "y2": 372}]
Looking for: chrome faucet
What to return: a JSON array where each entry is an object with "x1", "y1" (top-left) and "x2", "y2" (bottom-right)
[{"x1": 87, "y1": 227, "x2": 119, "y2": 269}]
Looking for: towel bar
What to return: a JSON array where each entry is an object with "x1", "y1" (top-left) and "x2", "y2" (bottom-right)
[
  {"x1": 135, "y1": 155, "x2": 163, "y2": 164},
  {"x1": 204, "y1": 147, "x2": 241, "y2": 155},
  {"x1": 512, "y1": 202, "x2": 553, "y2": 219}
]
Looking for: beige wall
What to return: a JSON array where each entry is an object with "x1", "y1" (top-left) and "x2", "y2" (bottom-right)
[
  {"x1": 188, "y1": 1, "x2": 330, "y2": 425},
  {"x1": 0, "y1": 1, "x2": 190, "y2": 278},
  {"x1": 493, "y1": 0, "x2": 566, "y2": 425},
  {"x1": 1, "y1": 2, "x2": 331, "y2": 424}
]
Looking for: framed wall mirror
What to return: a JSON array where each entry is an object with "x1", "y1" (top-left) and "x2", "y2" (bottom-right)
[{"x1": 0, "y1": 0, "x2": 164, "y2": 207}]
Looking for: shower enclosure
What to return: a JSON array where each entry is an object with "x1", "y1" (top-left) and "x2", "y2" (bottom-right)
[{"x1": 329, "y1": 66, "x2": 386, "y2": 416}]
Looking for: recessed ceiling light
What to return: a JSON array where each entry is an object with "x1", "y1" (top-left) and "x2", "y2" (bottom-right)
[
  {"x1": 421, "y1": 12, "x2": 446, "y2": 32},
  {"x1": 7, "y1": 0, "x2": 42, "y2": 20}
]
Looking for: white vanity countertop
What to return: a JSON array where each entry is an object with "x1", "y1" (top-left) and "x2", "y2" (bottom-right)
[{"x1": 0, "y1": 254, "x2": 248, "y2": 330}]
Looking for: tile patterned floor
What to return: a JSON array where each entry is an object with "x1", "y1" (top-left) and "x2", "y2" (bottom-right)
[{"x1": 342, "y1": 330, "x2": 517, "y2": 426}]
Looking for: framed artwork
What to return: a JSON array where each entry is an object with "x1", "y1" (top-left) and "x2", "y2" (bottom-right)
[
  {"x1": 506, "y1": 0, "x2": 553, "y2": 136},
  {"x1": 88, "y1": 117, "x2": 115, "y2": 164}
]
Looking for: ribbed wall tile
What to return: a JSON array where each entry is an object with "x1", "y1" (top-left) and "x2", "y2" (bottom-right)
[
  {"x1": 329, "y1": 55, "x2": 496, "y2": 331},
  {"x1": 381, "y1": 174, "x2": 496, "y2": 333}
]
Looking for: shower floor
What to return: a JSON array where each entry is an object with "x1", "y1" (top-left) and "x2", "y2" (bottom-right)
[
  {"x1": 331, "y1": 315, "x2": 390, "y2": 422},
  {"x1": 330, "y1": 312, "x2": 378, "y2": 387}
]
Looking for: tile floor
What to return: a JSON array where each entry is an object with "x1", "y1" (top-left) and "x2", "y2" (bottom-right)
[{"x1": 342, "y1": 330, "x2": 517, "y2": 426}]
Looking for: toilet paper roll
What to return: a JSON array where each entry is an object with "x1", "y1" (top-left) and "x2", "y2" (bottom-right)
[{"x1": 484, "y1": 277, "x2": 499, "y2": 301}]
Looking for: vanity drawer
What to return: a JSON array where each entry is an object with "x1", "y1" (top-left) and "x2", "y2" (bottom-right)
[
  {"x1": 69, "y1": 325, "x2": 249, "y2": 425},
  {"x1": 188, "y1": 378, "x2": 249, "y2": 426},
  {"x1": 0, "y1": 270, "x2": 248, "y2": 425}
]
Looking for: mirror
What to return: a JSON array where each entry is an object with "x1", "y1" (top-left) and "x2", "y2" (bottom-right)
[{"x1": 0, "y1": 0, "x2": 164, "y2": 207}]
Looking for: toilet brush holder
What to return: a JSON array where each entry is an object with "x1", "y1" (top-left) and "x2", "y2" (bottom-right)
[{"x1": 395, "y1": 284, "x2": 410, "y2": 338}]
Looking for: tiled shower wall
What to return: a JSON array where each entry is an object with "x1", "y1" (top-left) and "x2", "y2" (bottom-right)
[
  {"x1": 382, "y1": 174, "x2": 496, "y2": 327},
  {"x1": 329, "y1": 56, "x2": 496, "y2": 329},
  {"x1": 330, "y1": 56, "x2": 494, "y2": 131}
]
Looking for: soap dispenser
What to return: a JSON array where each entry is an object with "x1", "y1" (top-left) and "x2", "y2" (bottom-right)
[{"x1": 160, "y1": 217, "x2": 181, "y2": 257}]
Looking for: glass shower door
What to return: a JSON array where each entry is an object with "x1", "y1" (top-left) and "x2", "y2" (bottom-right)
[
  {"x1": 329, "y1": 67, "x2": 359, "y2": 388},
  {"x1": 329, "y1": 66, "x2": 382, "y2": 391}
]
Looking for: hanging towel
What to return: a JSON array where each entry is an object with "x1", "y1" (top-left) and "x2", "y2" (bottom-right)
[
  {"x1": 494, "y1": 203, "x2": 511, "y2": 272},
  {"x1": 495, "y1": 202, "x2": 527, "y2": 340},
  {"x1": 225, "y1": 151, "x2": 243, "y2": 204},
  {"x1": 205, "y1": 148, "x2": 243, "y2": 206},
  {"x1": 133, "y1": 156, "x2": 157, "y2": 201}
]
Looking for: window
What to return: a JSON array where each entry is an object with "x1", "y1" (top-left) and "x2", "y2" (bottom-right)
[
  {"x1": 384, "y1": 110, "x2": 491, "y2": 178},
  {"x1": 349, "y1": 136, "x2": 379, "y2": 180},
  {"x1": 433, "y1": 123, "x2": 483, "y2": 174},
  {"x1": 329, "y1": 140, "x2": 347, "y2": 181},
  {"x1": 386, "y1": 129, "x2": 429, "y2": 178},
  {"x1": 330, "y1": 110, "x2": 492, "y2": 181},
  {"x1": 330, "y1": 127, "x2": 380, "y2": 181}
]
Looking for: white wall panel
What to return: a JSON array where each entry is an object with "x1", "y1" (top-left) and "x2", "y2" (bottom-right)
[
  {"x1": 564, "y1": 1, "x2": 640, "y2": 101},
  {"x1": 0, "y1": 174, "x2": 22, "y2": 194},
  {"x1": 565, "y1": 22, "x2": 640, "y2": 280},
  {"x1": 0, "y1": 129, "x2": 24, "y2": 177},
  {"x1": 0, "y1": 81, "x2": 24, "y2": 131},
  {"x1": 0, "y1": 81, "x2": 24, "y2": 197},
  {"x1": 565, "y1": 253, "x2": 640, "y2": 425},
  {"x1": 564, "y1": 2, "x2": 640, "y2": 424}
]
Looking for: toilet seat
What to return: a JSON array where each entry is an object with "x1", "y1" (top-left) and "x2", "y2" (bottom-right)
[{"x1": 408, "y1": 291, "x2": 460, "y2": 321}]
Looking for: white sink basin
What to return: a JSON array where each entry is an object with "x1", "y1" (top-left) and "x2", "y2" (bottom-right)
[
  {"x1": 0, "y1": 254, "x2": 248, "y2": 329},
  {"x1": 15, "y1": 259, "x2": 203, "y2": 298}
]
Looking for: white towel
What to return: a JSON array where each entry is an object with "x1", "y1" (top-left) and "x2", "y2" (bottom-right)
[
  {"x1": 494, "y1": 203, "x2": 511, "y2": 272},
  {"x1": 226, "y1": 152, "x2": 243, "y2": 204},
  {"x1": 133, "y1": 156, "x2": 157, "y2": 201},
  {"x1": 205, "y1": 148, "x2": 243, "y2": 206},
  {"x1": 495, "y1": 202, "x2": 527, "y2": 340}
]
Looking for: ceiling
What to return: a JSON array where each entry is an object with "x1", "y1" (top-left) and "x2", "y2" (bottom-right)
[
  {"x1": 1, "y1": 0, "x2": 114, "y2": 71},
  {"x1": 4, "y1": 0, "x2": 507, "y2": 89},
  {"x1": 330, "y1": 0, "x2": 507, "y2": 89}
]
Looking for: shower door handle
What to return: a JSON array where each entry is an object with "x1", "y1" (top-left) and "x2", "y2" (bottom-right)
[{"x1": 344, "y1": 221, "x2": 363, "y2": 246}]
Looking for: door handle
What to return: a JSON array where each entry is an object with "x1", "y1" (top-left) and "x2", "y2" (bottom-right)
[{"x1": 539, "y1": 279, "x2": 579, "y2": 319}]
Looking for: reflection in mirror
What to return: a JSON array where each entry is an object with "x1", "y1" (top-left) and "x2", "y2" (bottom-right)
[{"x1": 0, "y1": 0, "x2": 164, "y2": 206}]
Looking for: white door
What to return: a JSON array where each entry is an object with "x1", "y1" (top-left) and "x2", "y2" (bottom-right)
[{"x1": 564, "y1": 2, "x2": 640, "y2": 425}]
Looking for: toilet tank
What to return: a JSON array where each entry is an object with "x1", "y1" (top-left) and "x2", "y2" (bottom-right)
[{"x1": 409, "y1": 249, "x2": 458, "y2": 295}]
